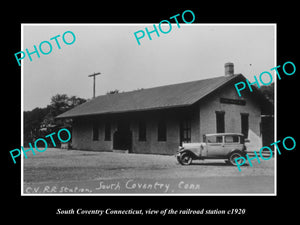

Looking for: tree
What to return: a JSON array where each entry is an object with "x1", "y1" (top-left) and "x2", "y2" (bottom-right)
[
  {"x1": 259, "y1": 83, "x2": 274, "y2": 104},
  {"x1": 24, "y1": 94, "x2": 87, "y2": 147},
  {"x1": 24, "y1": 107, "x2": 50, "y2": 146},
  {"x1": 106, "y1": 89, "x2": 119, "y2": 95},
  {"x1": 43, "y1": 94, "x2": 87, "y2": 130},
  {"x1": 46, "y1": 94, "x2": 86, "y2": 118}
]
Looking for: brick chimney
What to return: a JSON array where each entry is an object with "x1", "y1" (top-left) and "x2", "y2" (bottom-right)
[{"x1": 225, "y1": 62, "x2": 234, "y2": 76}]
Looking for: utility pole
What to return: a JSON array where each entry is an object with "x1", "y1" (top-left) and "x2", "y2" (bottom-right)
[{"x1": 88, "y1": 72, "x2": 101, "y2": 98}]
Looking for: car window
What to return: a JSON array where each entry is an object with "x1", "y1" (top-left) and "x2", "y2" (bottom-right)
[
  {"x1": 207, "y1": 136, "x2": 223, "y2": 143},
  {"x1": 225, "y1": 135, "x2": 239, "y2": 143}
]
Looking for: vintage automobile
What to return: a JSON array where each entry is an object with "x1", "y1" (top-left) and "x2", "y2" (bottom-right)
[{"x1": 176, "y1": 133, "x2": 248, "y2": 166}]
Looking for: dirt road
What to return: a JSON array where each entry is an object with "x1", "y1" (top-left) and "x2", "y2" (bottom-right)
[{"x1": 23, "y1": 148, "x2": 275, "y2": 195}]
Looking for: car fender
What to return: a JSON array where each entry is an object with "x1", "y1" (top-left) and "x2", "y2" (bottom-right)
[
  {"x1": 226, "y1": 149, "x2": 245, "y2": 158},
  {"x1": 179, "y1": 149, "x2": 198, "y2": 159}
]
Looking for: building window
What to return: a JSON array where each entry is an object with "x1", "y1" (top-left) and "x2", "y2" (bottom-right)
[
  {"x1": 92, "y1": 123, "x2": 99, "y2": 141},
  {"x1": 216, "y1": 111, "x2": 225, "y2": 133},
  {"x1": 216, "y1": 111, "x2": 225, "y2": 142},
  {"x1": 138, "y1": 120, "x2": 146, "y2": 141},
  {"x1": 181, "y1": 119, "x2": 191, "y2": 143},
  {"x1": 241, "y1": 113, "x2": 249, "y2": 138},
  {"x1": 104, "y1": 122, "x2": 111, "y2": 141},
  {"x1": 157, "y1": 119, "x2": 167, "y2": 142}
]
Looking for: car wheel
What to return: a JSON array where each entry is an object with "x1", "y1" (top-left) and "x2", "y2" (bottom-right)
[
  {"x1": 179, "y1": 152, "x2": 193, "y2": 165},
  {"x1": 228, "y1": 152, "x2": 244, "y2": 166}
]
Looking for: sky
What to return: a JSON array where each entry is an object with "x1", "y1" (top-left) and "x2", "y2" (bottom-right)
[{"x1": 22, "y1": 24, "x2": 275, "y2": 111}]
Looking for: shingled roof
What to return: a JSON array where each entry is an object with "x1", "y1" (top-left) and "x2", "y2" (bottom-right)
[{"x1": 57, "y1": 74, "x2": 246, "y2": 118}]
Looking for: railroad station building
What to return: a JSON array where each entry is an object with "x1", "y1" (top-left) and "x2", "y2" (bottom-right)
[{"x1": 57, "y1": 63, "x2": 274, "y2": 155}]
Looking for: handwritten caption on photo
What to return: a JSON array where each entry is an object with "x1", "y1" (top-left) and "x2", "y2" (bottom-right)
[{"x1": 24, "y1": 179, "x2": 201, "y2": 194}]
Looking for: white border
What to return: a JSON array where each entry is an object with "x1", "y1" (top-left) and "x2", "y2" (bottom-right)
[
  {"x1": 274, "y1": 23, "x2": 277, "y2": 196},
  {"x1": 21, "y1": 23, "x2": 277, "y2": 196},
  {"x1": 21, "y1": 24, "x2": 24, "y2": 195}
]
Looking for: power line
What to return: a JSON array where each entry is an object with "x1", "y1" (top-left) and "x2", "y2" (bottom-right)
[{"x1": 88, "y1": 72, "x2": 101, "y2": 98}]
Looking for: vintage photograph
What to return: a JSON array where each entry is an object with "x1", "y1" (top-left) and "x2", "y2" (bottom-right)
[{"x1": 22, "y1": 24, "x2": 275, "y2": 195}]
